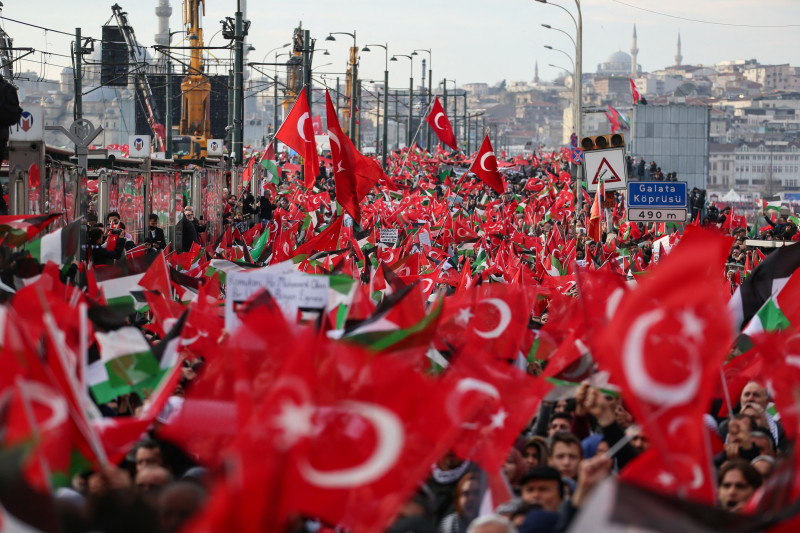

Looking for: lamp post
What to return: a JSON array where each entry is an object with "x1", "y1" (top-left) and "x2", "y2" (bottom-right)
[
  {"x1": 543, "y1": 45, "x2": 574, "y2": 71},
  {"x1": 536, "y1": 0, "x2": 582, "y2": 211},
  {"x1": 363, "y1": 43, "x2": 390, "y2": 169},
  {"x1": 326, "y1": 31, "x2": 358, "y2": 147},
  {"x1": 391, "y1": 54, "x2": 414, "y2": 147},
  {"x1": 442, "y1": 79, "x2": 457, "y2": 142},
  {"x1": 412, "y1": 48, "x2": 432, "y2": 149}
]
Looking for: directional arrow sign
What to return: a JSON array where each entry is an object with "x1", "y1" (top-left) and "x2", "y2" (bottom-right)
[{"x1": 585, "y1": 147, "x2": 627, "y2": 192}]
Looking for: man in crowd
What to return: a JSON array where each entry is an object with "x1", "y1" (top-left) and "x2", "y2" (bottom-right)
[
  {"x1": 717, "y1": 460, "x2": 762, "y2": 513},
  {"x1": 144, "y1": 213, "x2": 167, "y2": 252}
]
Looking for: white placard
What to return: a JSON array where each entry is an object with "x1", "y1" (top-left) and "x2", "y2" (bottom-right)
[
  {"x1": 379, "y1": 228, "x2": 399, "y2": 244},
  {"x1": 207, "y1": 139, "x2": 224, "y2": 156},
  {"x1": 418, "y1": 230, "x2": 432, "y2": 247},
  {"x1": 585, "y1": 147, "x2": 627, "y2": 192},
  {"x1": 129, "y1": 135, "x2": 151, "y2": 158},
  {"x1": 9, "y1": 104, "x2": 43, "y2": 141},
  {"x1": 225, "y1": 269, "x2": 330, "y2": 330}
]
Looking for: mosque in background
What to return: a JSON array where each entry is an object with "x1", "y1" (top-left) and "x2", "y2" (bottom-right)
[{"x1": 595, "y1": 25, "x2": 684, "y2": 77}]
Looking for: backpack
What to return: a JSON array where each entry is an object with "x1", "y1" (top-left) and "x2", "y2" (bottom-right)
[{"x1": 0, "y1": 79, "x2": 22, "y2": 128}]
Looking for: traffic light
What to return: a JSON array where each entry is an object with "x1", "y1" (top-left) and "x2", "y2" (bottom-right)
[{"x1": 580, "y1": 133, "x2": 625, "y2": 151}]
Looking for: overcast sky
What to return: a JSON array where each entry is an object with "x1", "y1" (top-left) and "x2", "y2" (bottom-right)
[{"x1": 4, "y1": 0, "x2": 799, "y2": 90}]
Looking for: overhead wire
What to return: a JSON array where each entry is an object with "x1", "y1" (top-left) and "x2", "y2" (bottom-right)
[{"x1": 609, "y1": 0, "x2": 800, "y2": 28}]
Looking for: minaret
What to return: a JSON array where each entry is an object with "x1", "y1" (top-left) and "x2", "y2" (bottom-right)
[
  {"x1": 630, "y1": 24, "x2": 639, "y2": 78},
  {"x1": 154, "y1": 0, "x2": 172, "y2": 49},
  {"x1": 534, "y1": 60, "x2": 540, "y2": 83},
  {"x1": 675, "y1": 32, "x2": 683, "y2": 66}
]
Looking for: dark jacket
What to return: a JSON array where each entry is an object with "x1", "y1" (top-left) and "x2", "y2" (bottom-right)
[
  {"x1": 90, "y1": 237, "x2": 125, "y2": 265},
  {"x1": 177, "y1": 215, "x2": 199, "y2": 253},
  {"x1": 144, "y1": 226, "x2": 167, "y2": 250},
  {"x1": 258, "y1": 196, "x2": 278, "y2": 220}
]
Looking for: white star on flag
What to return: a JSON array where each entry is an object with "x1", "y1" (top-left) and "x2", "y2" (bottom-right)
[
  {"x1": 656, "y1": 471, "x2": 676, "y2": 488},
  {"x1": 273, "y1": 401, "x2": 316, "y2": 450},
  {"x1": 489, "y1": 408, "x2": 508, "y2": 430},
  {"x1": 678, "y1": 308, "x2": 704, "y2": 341},
  {"x1": 455, "y1": 307, "x2": 474, "y2": 326}
]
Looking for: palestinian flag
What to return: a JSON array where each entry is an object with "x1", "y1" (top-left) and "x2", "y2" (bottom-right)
[
  {"x1": 87, "y1": 314, "x2": 185, "y2": 405},
  {"x1": 763, "y1": 200, "x2": 782, "y2": 218},
  {"x1": 730, "y1": 243, "x2": 800, "y2": 331},
  {"x1": 88, "y1": 327, "x2": 162, "y2": 404},
  {"x1": 97, "y1": 273, "x2": 148, "y2": 310},
  {"x1": 0, "y1": 214, "x2": 63, "y2": 248},
  {"x1": 741, "y1": 265, "x2": 800, "y2": 337},
  {"x1": 606, "y1": 105, "x2": 630, "y2": 133},
  {"x1": 249, "y1": 228, "x2": 270, "y2": 263},
  {"x1": 24, "y1": 219, "x2": 82, "y2": 266},
  {"x1": 340, "y1": 285, "x2": 444, "y2": 352},
  {"x1": 629, "y1": 78, "x2": 647, "y2": 105},
  {"x1": 261, "y1": 159, "x2": 281, "y2": 185},
  {"x1": 544, "y1": 252, "x2": 565, "y2": 277}
]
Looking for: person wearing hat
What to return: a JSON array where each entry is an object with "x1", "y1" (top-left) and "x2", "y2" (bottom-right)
[{"x1": 518, "y1": 466, "x2": 563, "y2": 513}]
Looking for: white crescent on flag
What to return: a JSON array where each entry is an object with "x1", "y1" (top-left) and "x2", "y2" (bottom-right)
[
  {"x1": 297, "y1": 112, "x2": 310, "y2": 142},
  {"x1": 448, "y1": 377, "x2": 501, "y2": 429},
  {"x1": 473, "y1": 298, "x2": 512, "y2": 339},
  {"x1": 480, "y1": 152, "x2": 495, "y2": 172},
  {"x1": 298, "y1": 400, "x2": 404, "y2": 488},
  {"x1": 621, "y1": 309, "x2": 701, "y2": 406}
]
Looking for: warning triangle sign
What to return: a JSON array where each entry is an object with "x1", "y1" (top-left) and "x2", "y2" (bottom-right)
[{"x1": 591, "y1": 157, "x2": 622, "y2": 184}]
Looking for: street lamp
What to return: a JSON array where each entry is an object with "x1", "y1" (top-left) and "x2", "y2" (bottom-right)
[
  {"x1": 541, "y1": 24, "x2": 576, "y2": 50},
  {"x1": 270, "y1": 51, "x2": 292, "y2": 153},
  {"x1": 363, "y1": 43, "x2": 390, "y2": 169},
  {"x1": 260, "y1": 42, "x2": 290, "y2": 64},
  {"x1": 536, "y1": 0, "x2": 583, "y2": 211},
  {"x1": 326, "y1": 31, "x2": 358, "y2": 145},
  {"x1": 391, "y1": 54, "x2": 414, "y2": 147},
  {"x1": 441, "y1": 79, "x2": 458, "y2": 142},
  {"x1": 543, "y1": 45, "x2": 574, "y2": 71},
  {"x1": 412, "y1": 49, "x2": 433, "y2": 149}
]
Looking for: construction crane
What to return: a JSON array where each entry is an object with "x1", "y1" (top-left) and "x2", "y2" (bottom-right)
[
  {"x1": 175, "y1": 0, "x2": 211, "y2": 159},
  {"x1": 110, "y1": 4, "x2": 165, "y2": 152}
]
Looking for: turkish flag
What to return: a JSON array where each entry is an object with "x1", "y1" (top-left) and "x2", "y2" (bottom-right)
[
  {"x1": 275, "y1": 88, "x2": 320, "y2": 189},
  {"x1": 325, "y1": 90, "x2": 383, "y2": 222},
  {"x1": 620, "y1": 448, "x2": 716, "y2": 505},
  {"x1": 437, "y1": 284, "x2": 530, "y2": 364},
  {"x1": 587, "y1": 188, "x2": 602, "y2": 243},
  {"x1": 425, "y1": 96, "x2": 458, "y2": 151},
  {"x1": 239, "y1": 342, "x2": 465, "y2": 532},
  {"x1": 592, "y1": 229, "x2": 733, "y2": 505},
  {"x1": 138, "y1": 251, "x2": 172, "y2": 297},
  {"x1": 467, "y1": 135, "x2": 505, "y2": 194},
  {"x1": 443, "y1": 356, "x2": 550, "y2": 473},
  {"x1": 326, "y1": 90, "x2": 360, "y2": 221}
]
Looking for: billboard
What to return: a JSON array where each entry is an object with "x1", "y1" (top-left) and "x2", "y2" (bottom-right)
[{"x1": 630, "y1": 104, "x2": 710, "y2": 191}]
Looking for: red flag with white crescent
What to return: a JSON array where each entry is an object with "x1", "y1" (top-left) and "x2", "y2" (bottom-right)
[
  {"x1": 466, "y1": 136, "x2": 505, "y2": 194},
  {"x1": 425, "y1": 96, "x2": 458, "y2": 151},
  {"x1": 275, "y1": 88, "x2": 319, "y2": 189},
  {"x1": 592, "y1": 229, "x2": 733, "y2": 505}
]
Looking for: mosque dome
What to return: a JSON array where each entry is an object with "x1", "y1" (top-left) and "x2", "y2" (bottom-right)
[
  {"x1": 607, "y1": 50, "x2": 631, "y2": 64},
  {"x1": 597, "y1": 49, "x2": 633, "y2": 76}
]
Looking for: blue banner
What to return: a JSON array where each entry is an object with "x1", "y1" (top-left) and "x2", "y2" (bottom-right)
[{"x1": 627, "y1": 182, "x2": 687, "y2": 209}]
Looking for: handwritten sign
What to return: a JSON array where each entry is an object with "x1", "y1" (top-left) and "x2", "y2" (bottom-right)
[
  {"x1": 418, "y1": 230, "x2": 432, "y2": 247},
  {"x1": 380, "y1": 228, "x2": 399, "y2": 245},
  {"x1": 225, "y1": 269, "x2": 330, "y2": 330}
]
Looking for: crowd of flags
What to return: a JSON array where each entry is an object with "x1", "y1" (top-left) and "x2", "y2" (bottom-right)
[{"x1": 3, "y1": 89, "x2": 800, "y2": 531}]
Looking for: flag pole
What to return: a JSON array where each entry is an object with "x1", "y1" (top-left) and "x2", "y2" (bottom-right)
[{"x1": 397, "y1": 99, "x2": 436, "y2": 177}]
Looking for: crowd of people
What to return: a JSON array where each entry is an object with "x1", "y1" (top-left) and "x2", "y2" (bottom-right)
[{"x1": 3, "y1": 140, "x2": 800, "y2": 533}]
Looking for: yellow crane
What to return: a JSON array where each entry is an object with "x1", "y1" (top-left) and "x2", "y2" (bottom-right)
[{"x1": 175, "y1": 0, "x2": 211, "y2": 159}]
